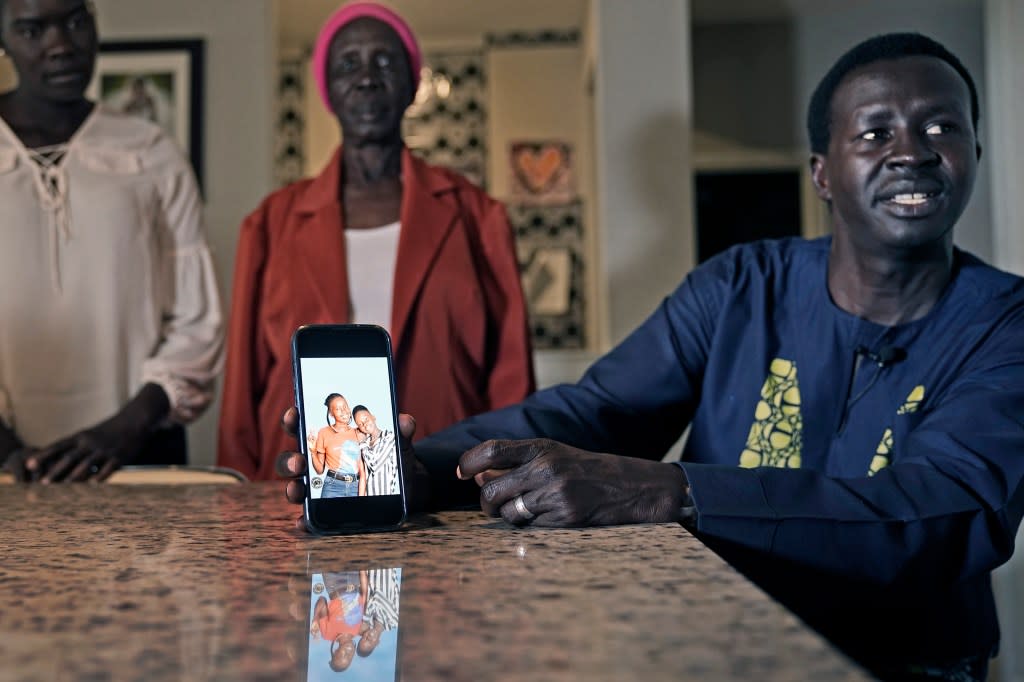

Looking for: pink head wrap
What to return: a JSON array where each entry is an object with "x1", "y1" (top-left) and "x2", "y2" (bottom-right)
[{"x1": 311, "y1": 2, "x2": 422, "y2": 112}]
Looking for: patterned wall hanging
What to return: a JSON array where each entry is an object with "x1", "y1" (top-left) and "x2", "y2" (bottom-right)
[
  {"x1": 403, "y1": 51, "x2": 488, "y2": 188},
  {"x1": 274, "y1": 57, "x2": 305, "y2": 188},
  {"x1": 510, "y1": 201, "x2": 586, "y2": 349}
]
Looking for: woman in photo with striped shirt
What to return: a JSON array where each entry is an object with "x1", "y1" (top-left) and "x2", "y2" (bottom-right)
[{"x1": 353, "y1": 404, "x2": 397, "y2": 496}]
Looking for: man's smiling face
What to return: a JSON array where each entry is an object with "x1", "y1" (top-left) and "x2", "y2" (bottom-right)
[{"x1": 812, "y1": 55, "x2": 980, "y2": 255}]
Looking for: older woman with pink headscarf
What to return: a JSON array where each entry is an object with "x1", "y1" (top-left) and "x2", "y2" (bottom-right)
[{"x1": 218, "y1": 2, "x2": 535, "y2": 480}]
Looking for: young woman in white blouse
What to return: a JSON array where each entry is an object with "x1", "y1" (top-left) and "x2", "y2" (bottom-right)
[{"x1": 0, "y1": 0, "x2": 222, "y2": 481}]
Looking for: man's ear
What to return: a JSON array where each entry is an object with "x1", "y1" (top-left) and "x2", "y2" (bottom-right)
[{"x1": 810, "y1": 153, "x2": 832, "y2": 202}]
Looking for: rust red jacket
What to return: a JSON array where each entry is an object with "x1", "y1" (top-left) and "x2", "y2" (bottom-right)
[{"x1": 218, "y1": 148, "x2": 534, "y2": 480}]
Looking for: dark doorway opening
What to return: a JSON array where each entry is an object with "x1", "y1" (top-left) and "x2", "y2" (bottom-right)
[{"x1": 695, "y1": 170, "x2": 802, "y2": 263}]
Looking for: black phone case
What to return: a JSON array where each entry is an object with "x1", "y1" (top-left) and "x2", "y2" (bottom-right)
[{"x1": 292, "y1": 324, "x2": 407, "y2": 535}]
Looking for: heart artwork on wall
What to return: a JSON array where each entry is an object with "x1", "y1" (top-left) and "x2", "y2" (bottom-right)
[{"x1": 509, "y1": 141, "x2": 574, "y2": 205}]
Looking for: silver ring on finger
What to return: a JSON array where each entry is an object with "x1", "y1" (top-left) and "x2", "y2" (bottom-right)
[{"x1": 512, "y1": 494, "x2": 535, "y2": 522}]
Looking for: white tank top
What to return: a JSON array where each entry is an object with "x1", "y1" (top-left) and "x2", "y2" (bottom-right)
[{"x1": 345, "y1": 221, "x2": 401, "y2": 331}]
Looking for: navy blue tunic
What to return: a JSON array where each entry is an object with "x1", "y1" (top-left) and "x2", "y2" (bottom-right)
[{"x1": 418, "y1": 237, "x2": 1024, "y2": 671}]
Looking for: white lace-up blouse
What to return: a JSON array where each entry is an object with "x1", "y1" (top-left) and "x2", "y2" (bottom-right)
[{"x1": 0, "y1": 105, "x2": 223, "y2": 447}]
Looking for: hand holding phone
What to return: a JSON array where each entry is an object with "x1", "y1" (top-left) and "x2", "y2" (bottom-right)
[{"x1": 292, "y1": 325, "x2": 407, "y2": 533}]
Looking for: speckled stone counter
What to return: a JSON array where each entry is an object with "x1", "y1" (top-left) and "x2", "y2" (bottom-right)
[{"x1": 0, "y1": 484, "x2": 867, "y2": 681}]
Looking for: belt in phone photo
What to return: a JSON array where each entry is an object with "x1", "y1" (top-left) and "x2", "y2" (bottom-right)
[{"x1": 326, "y1": 470, "x2": 358, "y2": 482}]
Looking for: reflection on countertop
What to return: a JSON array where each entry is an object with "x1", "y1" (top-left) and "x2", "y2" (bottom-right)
[{"x1": 0, "y1": 483, "x2": 867, "y2": 680}]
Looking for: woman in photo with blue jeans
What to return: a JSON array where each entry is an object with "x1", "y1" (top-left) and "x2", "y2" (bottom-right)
[{"x1": 312, "y1": 393, "x2": 366, "y2": 498}]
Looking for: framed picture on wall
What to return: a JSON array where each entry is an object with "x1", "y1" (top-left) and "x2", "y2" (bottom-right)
[
  {"x1": 510, "y1": 201, "x2": 587, "y2": 349},
  {"x1": 509, "y1": 141, "x2": 575, "y2": 205},
  {"x1": 86, "y1": 39, "x2": 205, "y2": 192}
]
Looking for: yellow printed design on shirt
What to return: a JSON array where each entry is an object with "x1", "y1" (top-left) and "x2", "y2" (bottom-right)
[
  {"x1": 740, "y1": 358, "x2": 803, "y2": 469},
  {"x1": 897, "y1": 385, "x2": 925, "y2": 415},
  {"x1": 869, "y1": 428, "x2": 893, "y2": 476},
  {"x1": 868, "y1": 386, "x2": 926, "y2": 475}
]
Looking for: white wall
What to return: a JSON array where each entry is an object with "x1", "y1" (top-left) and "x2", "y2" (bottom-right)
[
  {"x1": 986, "y1": 0, "x2": 1024, "y2": 278},
  {"x1": 486, "y1": 45, "x2": 584, "y2": 199},
  {"x1": 984, "y1": 3, "x2": 1024, "y2": 681},
  {"x1": 486, "y1": 42, "x2": 600, "y2": 384},
  {"x1": 94, "y1": 0, "x2": 278, "y2": 465},
  {"x1": 590, "y1": 0, "x2": 694, "y2": 348},
  {"x1": 791, "y1": 0, "x2": 992, "y2": 260}
]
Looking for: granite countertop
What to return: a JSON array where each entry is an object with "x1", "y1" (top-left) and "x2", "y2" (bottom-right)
[{"x1": 0, "y1": 483, "x2": 867, "y2": 681}]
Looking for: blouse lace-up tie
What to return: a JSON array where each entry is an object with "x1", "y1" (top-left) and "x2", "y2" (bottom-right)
[{"x1": 26, "y1": 144, "x2": 71, "y2": 292}]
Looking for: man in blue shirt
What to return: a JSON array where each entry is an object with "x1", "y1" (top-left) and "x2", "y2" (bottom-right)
[{"x1": 279, "y1": 33, "x2": 1024, "y2": 680}]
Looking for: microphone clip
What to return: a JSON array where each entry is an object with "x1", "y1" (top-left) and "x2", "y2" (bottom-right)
[{"x1": 855, "y1": 345, "x2": 907, "y2": 368}]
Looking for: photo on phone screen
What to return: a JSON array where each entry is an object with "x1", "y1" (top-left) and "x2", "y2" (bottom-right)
[
  {"x1": 298, "y1": 356, "x2": 399, "y2": 501},
  {"x1": 307, "y1": 567, "x2": 402, "y2": 681}
]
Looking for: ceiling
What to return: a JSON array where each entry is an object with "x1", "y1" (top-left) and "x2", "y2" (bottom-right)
[
  {"x1": 277, "y1": 0, "x2": 982, "y2": 48},
  {"x1": 276, "y1": 0, "x2": 588, "y2": 48}
]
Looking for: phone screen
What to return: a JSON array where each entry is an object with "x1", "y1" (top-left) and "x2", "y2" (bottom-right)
[
  {"x1": 298, "y1": 356, "x2": 400, "y2": 500},
  {"x1": 307, "y1": 567, "x2": 402, "y2": 680},
  {"x1": 293, "y1": 325, "x2": 406, "y2": 532}
]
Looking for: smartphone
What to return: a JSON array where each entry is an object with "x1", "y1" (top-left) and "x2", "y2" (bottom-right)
[
  {"x1": 304, "y1": 565, "x2": 403, "y2": 681},
  {"x1": 292, "y1": 324, "x2": 407, "y2": 534}
]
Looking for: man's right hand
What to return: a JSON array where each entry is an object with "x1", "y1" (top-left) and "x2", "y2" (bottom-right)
[{"x1": 275, "y1": 407, "x2": 426, "y2": 532}]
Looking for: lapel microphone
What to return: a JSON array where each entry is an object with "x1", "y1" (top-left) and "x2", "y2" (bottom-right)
[
  {"x1": 855, "y1": 345, "x2": 907, "y2": 368},
  {"x1": 839, "y1": 345, "x2": 908, "y2": 431}
]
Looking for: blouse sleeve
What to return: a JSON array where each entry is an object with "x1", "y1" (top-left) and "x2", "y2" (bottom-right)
[{"x1": 139, "y1": 138, "x2": 224, "y2": 423}]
